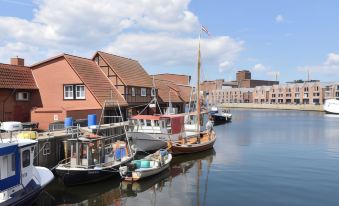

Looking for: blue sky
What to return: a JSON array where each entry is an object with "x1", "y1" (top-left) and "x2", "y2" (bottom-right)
[{"x1": 1, "y1": 0, "x2": 339, "y2": 83}]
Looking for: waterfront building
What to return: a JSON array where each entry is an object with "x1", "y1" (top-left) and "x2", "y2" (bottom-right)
[
  {"x1": 253, "y1": 86, "x2": 271, "y2": 103},
  {"x1": 152, "y1": 74, "x2": 192, "y2": 113},
  {"x1": 235, "y1": 70, "x2": 279, "y2": 88},
  {"x1": 323, "y1": 82, "x2": 339, "y2": 101},
  {"x1": 93, "y1": 51, "x2": 155, "y2": 116},
  {"x1": 0, "y1": 57, "x2": 40, "y2": 122},
  {"x1": 208, "y1": 87, "x2": 254, "y2": 105},
  {"x1": 30, "y1": 54, "x2": 128, "y2": 130}
]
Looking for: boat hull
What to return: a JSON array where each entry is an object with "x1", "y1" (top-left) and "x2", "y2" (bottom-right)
[
  {"x1": 324, "y1": 99, "x2": 339, "y2": 114},
  {"x1": 2, "y1": 181, "x2": 42, "y2": 206},
  {"x1": 128, "y1": 132, "x2": 167, "y2": 152},
  {"x1": 211, "y1": 114, "x2": 232, "y2": 125},
  {"x1": 169, "y1": 135, "x2": 216, "y2": 155},
  {"x1": 55, "y1": 168, "x2": 119, "y2": 186}
]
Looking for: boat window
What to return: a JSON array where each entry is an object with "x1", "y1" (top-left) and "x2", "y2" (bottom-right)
[
  {"x1": 11, "y1": 154, "x2": 15, "y2": 173},
  {"x1": 22, "y1": 150, "x2": 30, "y2": 168},
  {"x1": 139, "y1": 120, "x2": 145, "y2": 126},
  {"x1": 0, "y1": 154, "x2": 16, "y2": 180},
  {"x1": 146, "y1": 120, "x2": 152, "y2": 126},
  {"x1": 154, "y1": 120, "x2": 159, "y2": 126},
  {"x1": 166, "y1": 119, "x2": 171, "y2": 127},
  {"x1": 81, "y1": 144, "x2": 88, "y2": 159}
]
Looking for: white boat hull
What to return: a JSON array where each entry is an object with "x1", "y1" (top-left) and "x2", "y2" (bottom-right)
[{"x1": 324, "y1": 99, "x2": 339, "y2": 114}]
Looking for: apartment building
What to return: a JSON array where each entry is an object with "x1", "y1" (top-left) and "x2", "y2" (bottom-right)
[{"x1": 208, "y1": 87, "x2": 254, "y2": 105}]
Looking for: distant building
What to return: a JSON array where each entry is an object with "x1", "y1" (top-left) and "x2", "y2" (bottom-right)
[
  {"x1": 209, "y1": 87, "x2": 254, "y2": 105},
  {"x1": 235, "y1": 70, "x2": 279, "y2": 88},
  {"x1": 152, "y1": 73, "x2": 191, "y2": 85}
]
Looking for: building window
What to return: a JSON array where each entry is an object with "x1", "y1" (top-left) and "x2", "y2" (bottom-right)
[
  {"x1": 64, "y1": 84, "x2": 85, "y2": 100},
  {"x1": 64, "y1": 85, "x2": 74, "y2": 99},
  {"x1": 304, "y1": 87, "x2": 309, "y2": 92},
  {"x1": 131, "y1": 87, "x2": 135, "y2": 96},
  {"x1": 141, "y1": 88, "x2": 146, "y2": 97},
  {"x1": 43, "y1": 142, "x2": 51, "y2": 156},
  {"x1": 22, "y1": 150, "x2": 30, "y2": 168},
  {"x1": 336, "y1": 92, "x2": 339, "y2": 97},
  {"x1": 296, "y1": 87, "x2": 300, "y2": 92},
  {"x1": 151, "y1": 88, "x2": 156, "y2": 97},
  {"x1": 16, "y1": 92, "x2": 30, "y2": 101},
  {"x1": 75, "y1": 85, "x2": 85, "y2": 99},
  {"x1": 337, "y1": 85, "x2": 339, "y2": 90}
]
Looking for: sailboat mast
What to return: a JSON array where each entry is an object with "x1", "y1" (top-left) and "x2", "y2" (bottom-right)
[{"x1": 196, "y1": 33, "x2": 201, "y2": 134}]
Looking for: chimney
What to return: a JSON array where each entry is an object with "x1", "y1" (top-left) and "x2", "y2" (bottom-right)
[{"x1": 10, "y1": 57, "x2": 25, "y2": 66}]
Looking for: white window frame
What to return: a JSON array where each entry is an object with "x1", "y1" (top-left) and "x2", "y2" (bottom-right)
[
  {"x1": 141, "y1": 88, "x2": 146, "y2": 97},
  {"x1": 151, "y1": 88, "x2": 156, "y2": 97},
  {"x1": 131, "y1": 87, "x2": 135, "y2": 97},
  {"x1": 16, "y1": 92, "x2": 30, "y2": 101},
  {"x1": 64, "y1": 85, "x2": 74, "y2": 100},
  {"x1": 75, "y1": 85, "x2": 85, "y2": 99}
]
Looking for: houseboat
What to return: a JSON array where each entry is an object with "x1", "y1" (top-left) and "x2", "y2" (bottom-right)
[
  {"x1": 0, "y1": 122, "x2": 54, "y2": 205},
  {"x1": 55, "y1": 134, "x2": 136, "y2": 186}
]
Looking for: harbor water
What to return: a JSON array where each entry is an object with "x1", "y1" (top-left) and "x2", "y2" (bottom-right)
[{"x1": 35, "y1": 109, "x2": 339, "y2": 206}]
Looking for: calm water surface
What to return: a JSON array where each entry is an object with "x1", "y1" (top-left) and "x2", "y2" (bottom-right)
[{"x1": 35, "y1": 109, "x2": 339, "y2": 206}]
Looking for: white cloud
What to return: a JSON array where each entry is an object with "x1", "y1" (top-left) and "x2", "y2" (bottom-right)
[
  {"x1": 0, "y1": 0, "x2": 243, "y2": 72},
  {"x1": 252, "y1": 63, "x2": 267, "y2": 72},
  {"x1": 297, "y1": 53, "x2": 339, "y2": 77},
  {"x1": 275, "y1": 15, "x2": 284, "y2": 23},
  {"x1": 250, "y1": 63, "x2": 280, "y2": 79}
]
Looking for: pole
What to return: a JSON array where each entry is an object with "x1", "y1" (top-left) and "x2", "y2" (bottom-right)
[{"x1": 196, "y1": 32, "x2": 202, "y2": 142}]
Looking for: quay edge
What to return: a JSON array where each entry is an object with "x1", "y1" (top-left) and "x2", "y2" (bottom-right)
[{"x1": 220, "y1": 103, "x2": 324, "y2": 112}]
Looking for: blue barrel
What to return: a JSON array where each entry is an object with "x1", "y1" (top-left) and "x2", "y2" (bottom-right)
[
  {"x1": 64, "y1": 117, "x2": 73, "y2": 128},
  {"x1": 88, "y1": 114, "x2": 97, "y2": 127}
]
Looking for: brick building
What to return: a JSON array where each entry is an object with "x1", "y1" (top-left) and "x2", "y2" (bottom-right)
[
  {"x1": 0, "y1": 58, "x2": 40, "y2": 122},
  {"x1": 209, "y1": 87, "x2": 254, "y2": 105}
]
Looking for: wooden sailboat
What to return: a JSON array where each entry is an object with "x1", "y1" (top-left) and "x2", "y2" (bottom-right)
[{"x1": 168, "y1": 27, "x2": 217, "y2": 155}]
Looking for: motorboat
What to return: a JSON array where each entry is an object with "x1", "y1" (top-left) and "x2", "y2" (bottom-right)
[
  {"x1": 119, "y1": 149, "x2": 172, "y2": 181},
  {"x1": 324, "y1": 99, "x2": 339, "y2": 114},
  {"x1": 0, "y1": 122, "x2": 54, "y2": 205},
  {"x1": 209, "y1": 106, "x2": 232, "y2": 125}
]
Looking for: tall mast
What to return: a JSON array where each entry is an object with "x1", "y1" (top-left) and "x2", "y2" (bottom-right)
[{"x1": 196, "y1": 32, "x2": 201, "y2": 134}]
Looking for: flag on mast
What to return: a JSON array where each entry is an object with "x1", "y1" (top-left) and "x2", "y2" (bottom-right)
[{"x1": 201, "y1": 25, "x2": 211, "y2": 36}]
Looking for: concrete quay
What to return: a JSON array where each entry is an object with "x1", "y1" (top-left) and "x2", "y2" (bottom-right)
[{"x1": 220, "y1": 103, "x2": 324, "y2": 112}]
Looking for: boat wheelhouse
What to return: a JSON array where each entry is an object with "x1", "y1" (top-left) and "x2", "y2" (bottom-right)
[
  {"x1": 55, "y1": 134, "x2": 136, "y2": 186},
  {"x1": 0, "y1": 140, "x2": 54, "y2": 205},
  {"x1": 127, "y1": 114, "x2": 186, "y2": 152}
]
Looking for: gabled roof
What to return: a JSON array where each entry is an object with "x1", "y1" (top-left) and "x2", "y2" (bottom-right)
[
  {"x1": 64, "y1": 54, "x2": 127, "y2": 107},
  {"x1": 95, "y1": 51, "x2": 153, "y2": 88},
  {"x1": 0, "y1": 63, "x2": 38, "y2": 89},
  {"x1": 154, "y1": 78, "x2": 183, "y2": 103}
]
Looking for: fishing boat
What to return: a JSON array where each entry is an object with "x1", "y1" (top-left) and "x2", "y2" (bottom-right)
[
  {"x1": 324, "y1": 99, "x2": 339, "y2": 114},
  {"x1": 0, "y1": 122, "x2": 54, "y2": 206},
  {"x1": 55, "y1": 134, "x2": 136, "y2": 186},
  {"x1": 128, "y1": 114, "x2": 187, "y2": 152},
  {"x1": 209, "y1": 106, "x2": 232, "y2": 125},
  {"x1": 119, "y1": 149, "x2": 172, "y2": 181},
  {"x1": 168, "y1": 26, "x2": 217, "y2": 155}
]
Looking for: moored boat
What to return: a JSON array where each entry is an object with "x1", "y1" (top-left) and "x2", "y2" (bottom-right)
[
  {"x1": 324, "y1": 99, "x2": 339, "y2": 114},
  {"x1": 119, "y1": 149, "x2": 172, "y2": 181},
  {"x1": 209, "y1": 106, "x2": 232, "y2": 125},
  {"x1": 0, "y1": 122, "x2": 54, "y2": 206},
  {"x1": 55, "y1": 135, "x2": 136, "y2": 186}
]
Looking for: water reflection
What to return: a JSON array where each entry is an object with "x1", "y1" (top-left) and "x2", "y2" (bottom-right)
[{"x1": 35, "y1": 149, "x2": 216, "y2": 206}]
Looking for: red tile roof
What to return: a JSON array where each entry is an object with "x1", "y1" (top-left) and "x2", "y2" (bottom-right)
[
  {"x1": 154, "y1": 78, "x2": 183, "y2": 103},
  {"x1": 64, "y1": 55, "x2": 127, "y2": 107},
  {"x1": 153, "y1": 73, "x2": 191, "y2": 85},
  {"x1": 96, "y1": 51, "x2": 153, "y2": 88},
  {"x1": 0, "y1": 63, "x2": 38, "y2": 89}
]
